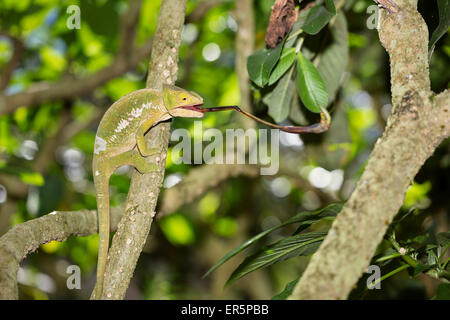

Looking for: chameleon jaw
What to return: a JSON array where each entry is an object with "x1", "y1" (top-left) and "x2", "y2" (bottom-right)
[{"x1": 177, "y1": 103, "x2": 205, "y2": 112}]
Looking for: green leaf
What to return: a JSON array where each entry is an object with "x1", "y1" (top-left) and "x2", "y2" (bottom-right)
[
  {"x1": 19, "y1": 172, "x2": 44, "y2": 186},
  {"x1": 247, "y1": 41, "x2": 283, "y2": 87},
  {"x1": 285, "y1": 8, "x2": 313, "y2": 48},
  {"x1": 412, "y1": 263, "x2": 433, "y2": 277},
  {"x1": 202, "y1": 203, "x2": 342, "y2": 278},
  {"x1": 429, "y1": 0, "x2": 450, "y2": 58},
  {"x1": 317, "y1": 13, "x2": 349, "y2": 104},
  {"x1": 263, "y1": 66, "x2": 295, "y2": 123},
  {"x1": 272, "y1": 277, "x2": 300, "y2": 300},
  {"x1": 297, "y1": 52, "x2": 329, "y2": 113},
  {"x1": 437, "y1": 231, "x2": 450, "y2": 248},
  {"x1": 226, "y1": 232, "x2": 326, "y2": 285},
  {"x1": 302, "y1": 0, "x2": 336, "y2": 35},
  {"x1": 435, "y1": 283, "x2": 450, "y2": 300},
  {"x1": 268, "y1": 48, "x2": 297, "y2": 85}
]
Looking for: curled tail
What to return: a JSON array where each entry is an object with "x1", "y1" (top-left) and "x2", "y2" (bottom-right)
[{"x1": 93, "y1": 156, "x2": 111, "y2": 298}]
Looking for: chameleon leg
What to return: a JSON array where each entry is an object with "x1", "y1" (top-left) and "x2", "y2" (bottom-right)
[
  {"x1": 92, "y1": 150, "x2": 159, "y2": 299},
  {"x1": 129, "y1": 149, "x2": 161, "y2": 174}
]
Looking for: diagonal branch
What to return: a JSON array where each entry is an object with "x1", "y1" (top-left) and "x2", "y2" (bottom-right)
[
  {"x1": 0, "y1": 208, "x2": 123, "y2": 300},
  {"x1": 289, "y1": 0, "x2": 450, "y2": 300}
]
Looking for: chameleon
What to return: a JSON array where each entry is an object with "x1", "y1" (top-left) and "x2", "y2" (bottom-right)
[
  {"x1": 374, "y1": 0, "x2": 399, "y2": 13},
  {"x1": 93, "y1": 84, "x2": 204, "y2": 298},
  {"x1": 92, "y1": 84, "x2": 331, "y2": 298}
]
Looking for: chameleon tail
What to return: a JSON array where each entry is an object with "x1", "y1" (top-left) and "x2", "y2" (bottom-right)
[{"x1": 93, "y1": 156, "x2": 111, "y2": 299}]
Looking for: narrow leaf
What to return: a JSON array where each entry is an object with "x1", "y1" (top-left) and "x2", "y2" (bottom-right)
[
  {"x1": 269, "y1": 48, "x2": 297, "y2": 85},
  {"x1": 202, "y1": 203, "x2": 342, "y2": 278},
  {"x1": 226, "y1": 232, "x2": 327, "y2": 285},
  {"x1": 297, "y1": 52, "x2": 329, "y2": 113},
  {"x1": 429, "y1": 0, "x2": 450, "y2": 58},
  {"x1": 19, "y1": 172, "x2": 44, "y2": 186},
  {"x1": 272, "y1": 277, "x2": 300, "y2": 300}
]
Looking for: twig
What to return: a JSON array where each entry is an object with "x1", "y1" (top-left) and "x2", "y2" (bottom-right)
[{"x1": 289, "y1": 0, "x2": 450, "y2": 300}]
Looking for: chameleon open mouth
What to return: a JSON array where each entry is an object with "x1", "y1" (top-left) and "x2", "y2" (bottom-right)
[{"x1": 177, "y1": 104, "x2": 206, "y2": 112}]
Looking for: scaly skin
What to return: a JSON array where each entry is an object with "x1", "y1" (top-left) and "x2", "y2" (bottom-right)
[{"x1": 93, "y1": 85, "x2": 203, "y2": 298}]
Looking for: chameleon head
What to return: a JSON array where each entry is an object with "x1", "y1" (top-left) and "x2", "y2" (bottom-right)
[{"x1": 162, "y1": 84, "x2": 205, "y2": 118}]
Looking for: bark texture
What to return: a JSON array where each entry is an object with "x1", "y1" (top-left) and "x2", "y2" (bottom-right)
[{"x1": 289, "y1": 0, "x2": 450, "y2": 300}]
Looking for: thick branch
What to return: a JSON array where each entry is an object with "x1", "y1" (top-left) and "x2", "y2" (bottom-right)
[
  {"x1": 0, "y1": 32, "x2": 24, "y2": 91},
  {"x1": 157, "y1": 0, "x2": 257, "y2": 218},
  {"x1": 290, "y1": 0, "x2": 450, "y2": 300},
  {"x1": 0, "y1": 0, "x2": 151, "y2": 116},
  {"x1": 95, "y1": 0, "x2": 187, "y2": 300},
  {"x1": 0, "y1": 208, "x2": 122, "y2": 300}
]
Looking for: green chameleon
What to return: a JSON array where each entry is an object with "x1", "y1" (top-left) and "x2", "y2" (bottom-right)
[
  {"x1": 93, "y1": 84, "x2": 204, "y2": 298},
  {"x1": 92, "y1": 84, "x2": 330, "y2": 298}
]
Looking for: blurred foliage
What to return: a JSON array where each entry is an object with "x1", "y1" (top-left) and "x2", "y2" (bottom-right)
[{"x1": 0, "y1": 0, "x2": 448, "y2": 300}]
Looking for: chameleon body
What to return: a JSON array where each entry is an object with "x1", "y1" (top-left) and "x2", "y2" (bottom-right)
[{"x1": 93, "y1": 85, "x2": 204, "y2": 298}]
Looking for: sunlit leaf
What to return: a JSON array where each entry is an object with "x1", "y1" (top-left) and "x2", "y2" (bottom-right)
[
  {"x1": 213, "y1": 217, "x2": 237, "y2": 237},
  {"x1": 160, "y1": 213, "x2": 196, "y2": 246},
  {"x1": 20, "y1": 172, "x2": 44, "y2": 186}
]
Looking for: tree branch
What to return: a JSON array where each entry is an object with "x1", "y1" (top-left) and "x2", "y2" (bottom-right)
[
  {"x1": 0, "y1": 208, "x2": 123, "y2": 300},
  {"x1": 94, "y1": 0, "x2": 187, "y2": 300},
  {"x1": 0, "y1": 32, "x2": 24, "y2": 91},
  {"x1": 289, "y1": 0, "x2": 450, "y2": 300}
]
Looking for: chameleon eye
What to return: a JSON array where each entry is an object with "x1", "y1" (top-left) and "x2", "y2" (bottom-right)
[{"x1": 183, "y1": 97, "x2": 187, "y2": 101}]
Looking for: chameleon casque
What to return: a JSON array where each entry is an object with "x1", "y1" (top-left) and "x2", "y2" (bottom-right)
[
  {"x1": 93, "y1": 84, "x2": 204, "y2": 297},
  {"x1": 93, "y1": 84, "x2": 331, "y2": 298}
]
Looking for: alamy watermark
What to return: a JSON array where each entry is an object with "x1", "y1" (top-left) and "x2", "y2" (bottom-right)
[
  {"x1": 171, "y1": 121, "x2": 280, "y2": 175},
  {"x1": 66, "y1": 265, "x2": 81, "y2": 290},
  {"x1": 366, "y1": 264, "x2": 381, "y2": 289},
  {"x1": 366, "y1": 5, "x2": 380, "y2": 30},
  {"x1": 66, "y1": 5, "x2": 81, "y2": 30}
]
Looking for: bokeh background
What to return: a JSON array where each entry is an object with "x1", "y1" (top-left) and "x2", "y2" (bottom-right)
[{"x1": 0, "y1": 0, "x2": 448, "y2": 299}]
